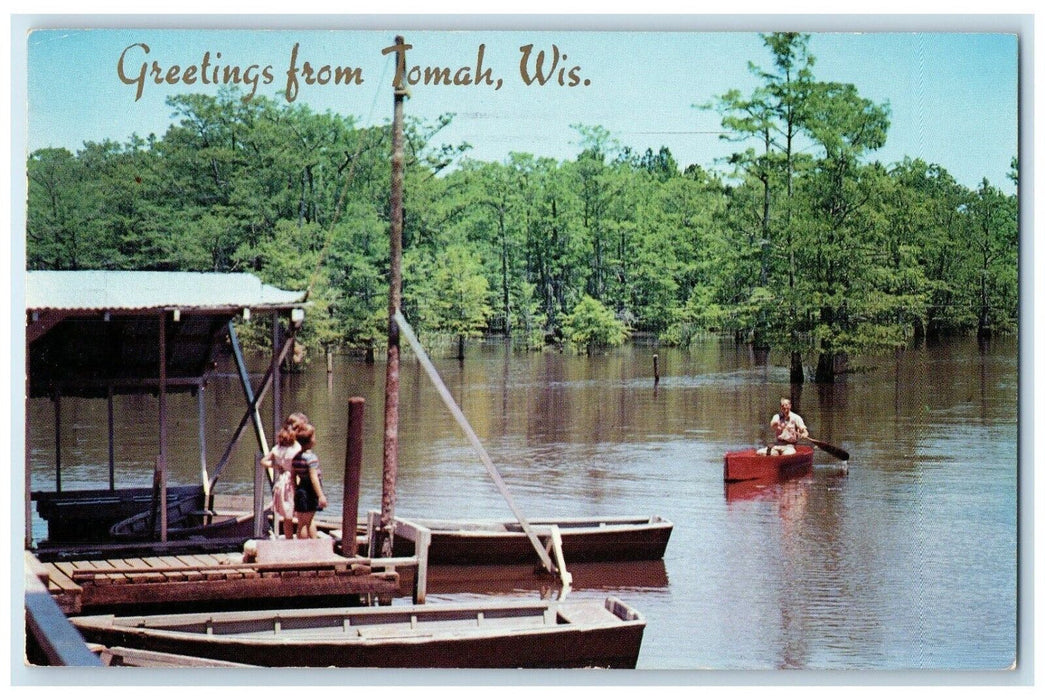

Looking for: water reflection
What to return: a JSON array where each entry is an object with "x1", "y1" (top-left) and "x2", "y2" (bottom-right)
[
  {"x1": 413, "y1": 560, "x2": 670, "y2": 599},
  {"x1": 723, "y1": 469, "x2": 814, "y2": 503}
]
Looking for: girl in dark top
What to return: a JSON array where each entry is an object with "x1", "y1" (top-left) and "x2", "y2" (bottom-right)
[{"x1": 291, "y1": 422, "x2": 328, "y2": 539}]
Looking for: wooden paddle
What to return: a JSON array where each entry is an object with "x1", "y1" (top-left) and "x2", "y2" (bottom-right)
[{"x1": 805, "y1": 437, "x2": 850, "y2": 461}]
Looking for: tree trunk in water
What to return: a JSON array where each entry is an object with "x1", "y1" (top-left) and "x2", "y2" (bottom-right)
[
  {"x1": 752, "y1": 326, "x2": 770, "y2": 354},
  {"x1": 912, "y1": 317, "x2": 925, "y2": 346},
  {"x1": 815, "y1": 352, "x2": 836, "y2": 383},
  {"x1": 977, "y1": 313, "x2": 992, "y2": 342},
  {"x1": 790, "y1": 351, "x2": 804, "y2": 385}
]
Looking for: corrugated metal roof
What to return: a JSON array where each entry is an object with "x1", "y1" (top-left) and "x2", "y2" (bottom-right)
[{"x1": 27, "y1": 271, "x2": 306, "y2": 311}]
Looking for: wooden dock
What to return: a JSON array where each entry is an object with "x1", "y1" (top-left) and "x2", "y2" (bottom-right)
[{"x1": 28, "y1": 548, "x2": 402, "y2": 615}]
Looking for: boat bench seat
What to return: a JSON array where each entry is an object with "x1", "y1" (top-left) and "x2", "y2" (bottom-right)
[{"x1": 553, "y1": 604, "x2": 614, "y2": 626}]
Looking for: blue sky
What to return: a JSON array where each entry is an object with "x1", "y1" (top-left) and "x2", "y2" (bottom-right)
[{"x1": 25, "y1": 27, "x2": 1019, "y2": 193}]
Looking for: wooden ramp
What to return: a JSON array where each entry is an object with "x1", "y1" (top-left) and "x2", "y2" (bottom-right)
[{"x1": 29, "y1": 547, "x2": 401, "y2": 615}]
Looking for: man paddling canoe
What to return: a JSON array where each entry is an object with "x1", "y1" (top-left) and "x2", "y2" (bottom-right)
[{"x1": 758, "y1": 397, "x2": 808, "y2": 456}]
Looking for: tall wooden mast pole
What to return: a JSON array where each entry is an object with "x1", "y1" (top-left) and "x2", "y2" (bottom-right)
[{"x1": 379, "y1": 35, "x2": 408, "y2": 557}]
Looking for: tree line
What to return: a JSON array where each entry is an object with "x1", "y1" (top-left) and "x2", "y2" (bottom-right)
[{"x1": 27, "y1": 33, "x2": 1017, "y2": 382}]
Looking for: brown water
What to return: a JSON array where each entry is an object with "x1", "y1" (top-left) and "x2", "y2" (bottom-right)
[{"x1": 27, "y1": 335, "x2": 1019, "y2": 671}]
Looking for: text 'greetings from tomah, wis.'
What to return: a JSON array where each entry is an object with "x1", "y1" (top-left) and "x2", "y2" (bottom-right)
[{"x1": 116, "y1": 41, "x2": 591, "y2": 103}]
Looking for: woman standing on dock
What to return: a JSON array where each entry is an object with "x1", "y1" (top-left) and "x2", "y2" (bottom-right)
[{"x1": 291, "y1": 422, "x2": 328, "y2": 539}]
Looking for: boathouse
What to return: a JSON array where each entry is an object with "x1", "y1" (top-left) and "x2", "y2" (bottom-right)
[{"x1": 25, "y1": 270, "x2": 307, "y2": 552}]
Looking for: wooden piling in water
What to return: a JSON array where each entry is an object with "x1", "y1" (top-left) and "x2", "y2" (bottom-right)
[
  {"x1": 342, "y1": 397, "x2": 365, "y2": 556},
  {"x1": 653, "y1": 354, "x2": 660, "y2": 386}
]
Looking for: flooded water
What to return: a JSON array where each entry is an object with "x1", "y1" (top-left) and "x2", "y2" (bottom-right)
[{"x1": 26, "y1": 335, "x2": 1019, "y2": 671}]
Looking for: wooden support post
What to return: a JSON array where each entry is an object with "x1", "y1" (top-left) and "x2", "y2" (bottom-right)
[
  {"x1": 107, "y1": 386, "x2": 115, "y2": 491},
  {"x1": 229, "y1": 321, "x2": 269, "y2": 464},
  {"x1": 653, "y1": 354, "x2": 660, "y2": 387},
  {"x1": 197, "y1": 383, "x2": 209, "y2": 498},
  {"x1": 385, "y1": 517, "x2": 429, "y2": 604},
  {"x1": 380, "y1": 35, "x2": 408, "y2": 559},
  {"x1": 271, "y1": 313, "x2": 283, "y2": 452},
  {"x1": 412, "y1": 527, "x2": 430, "y2": 604},
  {"x1": 254, "y1": 453, "x2": 266, "y2": 538},
  {"x1": 53, "y1": 391, "x2": 61, "y2": 492},
  {"x1": 366, "y1": 510, "x2": 381, "y2": 559},
  {"x1": 148, "y1": 460, "x2": 161, "y2": 538},
  {"x1": 342, "y1": 397, "x2": 365, "y2": 557},
  {"x1": 158, "y1": 311, "x2": 168, "y2": 542}
]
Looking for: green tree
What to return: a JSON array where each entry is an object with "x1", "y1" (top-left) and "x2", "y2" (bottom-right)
[
  {"x1": 965, "y1": 178, "x2": 1019, "y2": 339},
  {"x1": 708, "y1": 34, "x2": 897, "y2": 382},
  {"x1": 405, "y1": 244, "x2": 493, "y2": 358},
  {"x1": 27, "y1": 147, "x2": 93, "y2": 269},
  {"x1": 798, "y1": 80, "x2": 891, "y2": 381},
  {"x1": 318, "y1": 208, "x2": 388, "y2": 358},
  {"x1": 569, "y1": 124, "x2": 624, "y2": 302},
  {"x1": 561, "y1": 295, "x2": 629, "y2": 355},
  {"x1": 443, "y1": 159, "x2": 525, "y2": 335},
  {"x1": 518, "y1": 156, "x2": 587, "y2": 334},
  {"x1": 704, "y1": 32, "x2": 816, "y2": 367}
]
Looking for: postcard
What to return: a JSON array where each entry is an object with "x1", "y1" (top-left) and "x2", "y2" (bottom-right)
[{"x1": 12, "y1": 14, "x2": 1026, "y2": 685}]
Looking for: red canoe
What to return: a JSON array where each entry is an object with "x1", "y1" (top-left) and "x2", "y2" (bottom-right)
[{"x1": 723, "y1": 445, "x2": 814, "y2": 482}]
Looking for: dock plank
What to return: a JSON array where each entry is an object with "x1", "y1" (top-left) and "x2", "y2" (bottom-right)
[
  {"x1": 173, "y1": 553, "x2": 246, "y2": 581},
  {"x1": 73, "y1": 559, "x2": 130, "y2": 586},
  {"x1": 196, "y1": 553, "x2": 235, "y2": 567},
  {"x1": 169, "y1": 555, "x2": 207, "y2": 581},
  {"x1": 42, "y1": 564, "x2": 80, "y2": 593},
  {"x1": 177, "y1": 554, "x2": 221, "y2": 569},
  {"x1": 146, "y1": 556, "x2": 188, "y2": 582},
  {"x1": 53, "y1": 561, "x2": 80, "y2": 580},
  {"x1": 116, "y1": 558, "x2": 167, "y2": 584}
]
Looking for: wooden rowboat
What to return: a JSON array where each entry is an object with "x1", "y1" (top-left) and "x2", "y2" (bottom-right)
[
  {"x1": 70, "y1": 596, "x2": 646, "y2": 668},
  {"x1": 390, "y1": 515, "x2": 672, "y2": 566},
  {"x1": 109, "y1": 491, "x2": 260, "y2": 542},
  {"x1": 723, "y1": 445, "x2": 814, "y2": 482}
]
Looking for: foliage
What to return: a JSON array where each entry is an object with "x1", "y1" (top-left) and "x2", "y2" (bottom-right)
[
  {"x1": 561, "y1": 296, "x2": 630, "y2": 353},
  {"x1": 405, "y1": 243, "x2": 493, "y2": 339}
]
